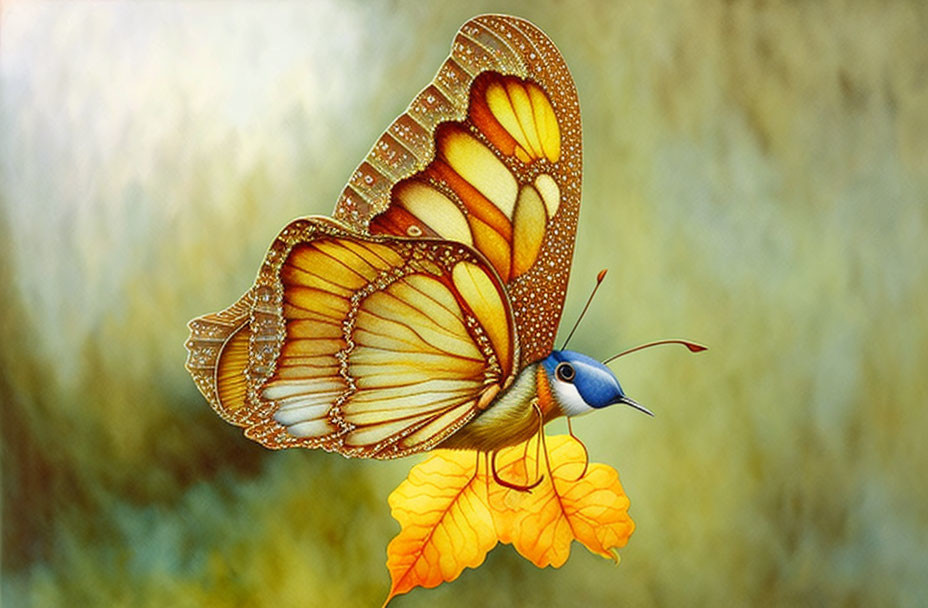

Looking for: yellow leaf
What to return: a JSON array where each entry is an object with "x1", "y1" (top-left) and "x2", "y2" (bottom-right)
[
  {"x1": 383, "y1": 450, "x2": 497, "y2": 606},
  {"x1": 490, "y1": 435, "x2": 635, "y2": 567},
  {"x1": 384, "y1": 435, "x2": 635, "y2": 603}
]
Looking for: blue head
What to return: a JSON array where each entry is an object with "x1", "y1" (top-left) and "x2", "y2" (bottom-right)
[{"x1": 541, "y1": 350, "x2": 653, "y2": 418}]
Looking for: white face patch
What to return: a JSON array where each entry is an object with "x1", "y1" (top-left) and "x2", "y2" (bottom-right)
[{"x1": 550, "y1": 376, "x2": 595, "y2": 417}]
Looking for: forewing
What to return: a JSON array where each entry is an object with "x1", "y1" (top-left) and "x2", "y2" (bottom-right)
[
  {"x1": 187, "y1": 217, "x2": 517, "y2": 459},
  {"x1": 332, "y1": 15, "x2": 581, "y2": 364}
]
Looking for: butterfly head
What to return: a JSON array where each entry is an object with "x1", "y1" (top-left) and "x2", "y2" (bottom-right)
[{"x1": 541, "y1": 350, "x2": 653, "y2": 418}]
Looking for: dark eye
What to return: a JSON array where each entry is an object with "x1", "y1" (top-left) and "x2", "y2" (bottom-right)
[{"x1": 555, "y1": 362, "x2": 575, "y2": 383}]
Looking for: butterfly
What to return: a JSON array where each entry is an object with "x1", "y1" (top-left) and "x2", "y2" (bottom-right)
[{"x1": 185, "y1": 15, "x2": 678, "y2": 471}]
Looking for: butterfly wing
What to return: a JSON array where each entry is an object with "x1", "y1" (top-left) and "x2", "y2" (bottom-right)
[
  {"x1": 186, "y1": 217, "x2": 517, "y2": 458},
  {"x1": 186, "y1": 15, "x2": 580, "y2": 456},
  {"x1": 332, "y1": 15, "x2": 581, "y2": 364}
]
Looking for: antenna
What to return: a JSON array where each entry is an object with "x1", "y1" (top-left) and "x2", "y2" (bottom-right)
[
  {"x1": 602, "y1": 339, "x2": 707, "y2": 365},
  {"x1": 561, "y1": 269, "x2": 608, "y2": 350}
]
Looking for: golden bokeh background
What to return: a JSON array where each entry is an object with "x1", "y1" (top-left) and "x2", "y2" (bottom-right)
[{"x1": 2, "y1": 1, "x2": 926, "y2": 606}]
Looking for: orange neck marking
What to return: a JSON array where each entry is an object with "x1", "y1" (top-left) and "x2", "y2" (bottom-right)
[{"x1": 535, "y1": 365, "x2": 560, "y2": 421}]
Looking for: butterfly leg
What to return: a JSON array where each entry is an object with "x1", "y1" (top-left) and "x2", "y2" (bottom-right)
[
  {"x1": 520, "y1": 437, "x2": 532, "y2": 481},
  {"x1": 490, "y1": 399, "x2": 546, "y2": 492},
  {"x1": 566, "y1": 417, "x2": 590, "y2": 481},
  {"x1": 469, "y1": 450, "x2": 481, "y2": 486},
  {"x1": 491, "y1": 448, "x2": 544, "y2": 492},
  {"x1": 531, "y1": 401, "x2": 545, "y2": 486}
]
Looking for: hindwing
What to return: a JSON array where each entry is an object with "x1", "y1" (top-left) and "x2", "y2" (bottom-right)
[{"x1": 187, "y1": 217, "x2": 517, "y2": 458}]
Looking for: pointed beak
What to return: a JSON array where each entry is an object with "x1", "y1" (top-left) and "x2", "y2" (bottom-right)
[{"x1": 619, "y1": 396, "x2": 654, "y2": 417}]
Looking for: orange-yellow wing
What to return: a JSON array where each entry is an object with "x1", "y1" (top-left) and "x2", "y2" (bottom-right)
[
  {"x1": 332, "y1": 15, "x2": 581, "y2": 364},
  {"x1": 185, "y1": 217, "x2": 517, "y2": 459}
]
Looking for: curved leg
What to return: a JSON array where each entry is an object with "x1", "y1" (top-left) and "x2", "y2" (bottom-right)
[
  {"x1": 491, "y1": 448, "x2": 544, "y2": 491},
  {"x1": 566, "y1": 417, "x2": 590, "y2": 481},
  {"x1": 490, "y1": 400, "x2": 546, "y2": 492}
]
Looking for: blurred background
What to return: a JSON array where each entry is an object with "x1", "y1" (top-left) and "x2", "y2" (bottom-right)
[{"x1": 2, "y1": 1, "x2": 926, "y2": 606}]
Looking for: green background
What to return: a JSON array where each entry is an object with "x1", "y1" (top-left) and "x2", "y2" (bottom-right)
[{"x1": 2, "y1": 1, "x2": 926, "y2": 606}]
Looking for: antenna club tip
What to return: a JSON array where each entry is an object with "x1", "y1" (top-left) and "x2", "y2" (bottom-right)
[
  {"x1": 596, "y1": 269, "x2": 608, "y2": 282},
  {"x1": 684, "y1": 342, "x2": 708, "y2": 353}
]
